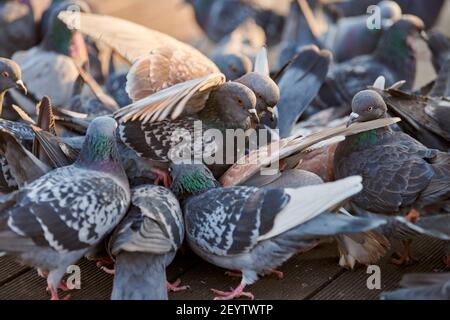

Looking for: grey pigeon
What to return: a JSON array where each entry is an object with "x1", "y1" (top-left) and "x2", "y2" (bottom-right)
[
  {"x1": 318, "y1": 16, "x2": 426, "y2": 109},
  {"x1": 170, "y1": 163, "x2": 388, "y2": 300},
  {"x1": 333, "y1": 0, "x2": 445, "y2": 29},
  {"x1": 115, "y1": 74, "x2": 260, "y2": 180},
  {"x1": 0, "y1": 57, "x2": 27, "y2": 116},
  {"x1": 109, "y1": 185, "x2": 185, "y2": 300},
  {"x1": 210, "y1": 19, "x2": 265, "y2": 80},
  {"x1": 185, "y1": 0, "x2": 285, "y2": 46},
  {"x1": 381, "y1": 273, "x2": 450, "y2": 300},
  {"x1": 334, "y1": 90, "x2": 450, "y2": 264},
  {"x1": 10, "y1": 0, "x2": 90, "y2": 115},
  {"x1": 105, "y1": 72, "x2": 132, "y2": 108},
  {"x1": 427, "y1": 30, "x2": 450, "y2": 74},
  {"x1": 0, "y1": 116, "x2": 130, "y2": 300},
  {"x1": 378, "y1": 71, "x2": 450, "y2": 151},
  {"x1": 276, "y1": 45, "x2": 331, "y2": 138},
  {"x1": 0, "y1": 0, "x2": 50, "y2": 58}
]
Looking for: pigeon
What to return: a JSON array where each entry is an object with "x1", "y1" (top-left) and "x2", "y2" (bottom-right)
[
  {"x1": 376, "y1": 72, "x2": 450, "y2": 151},
  {"x1": 210, "y1": 19, "x2": 265, "y2": 80},
  {"x1": 334, "y1": 89, "x2": 450, "y2": 264},
  {"x1": 427, "y1": 30, "x2": 450, "y2": 74},
  {"x1": 57, "y1": 10, "x2": 220, "y2": 98},
  {"x1": 114, "y1": 73, "x2": 262, "y2": 180},
  {"x1": 279, "y1": 0, "x2": 402, "y2": 66},
  {"x1": 0, "y1": 57, "x2": 27, "y2": 116},
  {"x1": 332, "y1": 0, "x2": 445, "y2": 29},
  {"x1": 185, "y1": 0, "x2": 285, "y2": 46},
  {"x1": 318, "y1": 15, "x2": 426, "y2": 110},
  {"x1": 0, "y1": 116, "x2": 130, "y2": 300},
  {"x1": 105, "y1": 72, "x2": 132, "y2": 108},
  {"x1": 10, "y1": 0, "x2": 90, "y2": 115},
  {"x1": 109, "y1": 185, "x2": 185, "y2": 300},
  {"x1": 381, "y1": 273, "x2": 450, "y2": 300},
  {"x1": 276, "y1": 45, "x2": 331, "y2": 138},
  {"x1": 0, "y1": 0, "x2": 51, "y2": 58},
  {"x1": 170, "y1": 162, "x2": 387, "y2": 300}
]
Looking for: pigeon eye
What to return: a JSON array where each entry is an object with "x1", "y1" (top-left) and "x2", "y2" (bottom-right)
[
  {"x1": 230, "y1": 65, "x2": 239, "y2": 73},
  {"x1": 367, "y1": 106, "x2": 374, "y2": 112},
  {"x1": 1, "y1": 72, "x2": 9, "y2": 78},
  {"x1": 237, "y1": 98, "x2": 243, "y2": 106}
]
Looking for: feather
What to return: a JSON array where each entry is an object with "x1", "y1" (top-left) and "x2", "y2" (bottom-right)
[
  {"x1": 258, "y1": 176, "x2": 363, "y2": 241},
  {"x1": 220, "y1": 117, "x2": 401, "y2": 186},
  {"x1": 115, "y1": 73, "x2": 226, "y2": 124},
  {"x1": 254, "y1": 46, "x2": 269, "y2": 76}
]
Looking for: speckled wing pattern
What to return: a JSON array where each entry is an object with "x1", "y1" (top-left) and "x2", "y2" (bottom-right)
[
  {"x1": 119, "y1": 116, "x2": 220, "y2": 162},
  {"x1": 184, "y1": 187, "x2": 290, "y2": 256},
  {"x1": 2, "y1": 166, "x2": 129, "y2": 253},
  {"x1": 110, "y1": 185, "x2": 184, "y2": 256},
  {"x1": 335, "y1": 132, "x2": 435, "y2": 213}
]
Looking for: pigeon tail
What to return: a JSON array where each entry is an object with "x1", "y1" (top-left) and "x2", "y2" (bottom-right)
[{"x1": 111, "y1": 251, "x2": 169, "y2": 300}]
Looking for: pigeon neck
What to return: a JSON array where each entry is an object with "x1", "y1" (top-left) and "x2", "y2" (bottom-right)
[
  {"x1": 172, "y1": 169, "x2": 220, "y2": 200},
  {"x1": 203, "y1": 93, "x2": 253, "y2": 130},
  {"x1": 76, "y1": 133, "x2": 124, "y2": 175},
  {"x1": 375, "y1": 31, "x2": 416, "y2": 82},
  {"x1": 348, "y1": 126, "x2": 390, "y2": 149}
]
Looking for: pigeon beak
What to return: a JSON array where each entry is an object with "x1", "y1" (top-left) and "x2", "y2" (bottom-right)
[
  {"x1": 15, "y1": 80, "x2": 27, "y2": 95},
  {"x1": 267, "y1": 106, "x2": 276, "y2": 121},
  {"x1": 248, "y1": 108, "x2": 260, "y2": 123},
  {"x1": 346, "y1": 112, "x2": 360, "y2": 127},
  {"x1": 419, "y1": 30, "x2": 429, "y2": 42}
]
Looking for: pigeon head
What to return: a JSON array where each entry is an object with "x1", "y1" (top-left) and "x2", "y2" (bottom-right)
[
  {"x1": 76, "y1": 116, "x2": 122, "y2": 169},
  {"x1": 235, "y1": 72, "x2": 280, "y2": 122},
  {"x1": 42, "y1": 0, "x2": 90, "y2": 63},
  {"x1": 378, "y1": 1, "x2": 402, "y2": 21},
  {"x1": 212, "y1": 53, "x2": 253, "y2": 81},
  {"x1": 347, "y1": 90, "x2": 388, "y2": 127},
  {"x1": 209, "y1": 81, "x2": 259, "y2": 127},
  {"x1": 170, "y1": 162, "x2": 220, "y2": 198},
  {"x1": 0, "y1": 58, "x2": 27, "y2": 95}
]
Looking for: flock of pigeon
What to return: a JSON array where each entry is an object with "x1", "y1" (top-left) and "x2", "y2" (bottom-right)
[{"x1": 0, "y1": 0, "x2": 449, "y2": 300}]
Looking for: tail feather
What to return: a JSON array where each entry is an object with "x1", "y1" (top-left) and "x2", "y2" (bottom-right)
[{"x1": 111, "y1": 251, "x2": 172, "y2": 300}]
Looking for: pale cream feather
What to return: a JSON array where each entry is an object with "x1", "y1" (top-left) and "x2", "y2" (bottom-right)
[
  {"x1": 114, "y1": 73, "x2": 226, "y2": 124},
  {"x1": 258, "y1": 176, "x2": 363, "y2": 241},
  {"x1": 220, "y1": 117, "x2": 401, "y2": 187}
]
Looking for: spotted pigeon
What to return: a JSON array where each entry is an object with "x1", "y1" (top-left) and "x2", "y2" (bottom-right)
[
  {"x1": 0, "y1": 116, "x2": 130, "y2": 300},
  {"x1": 170, "y1": 162, "x2": 390, "y2": 300},
  {"x1": 109, "y1": 185, "x2": 185, "y2": 300}
]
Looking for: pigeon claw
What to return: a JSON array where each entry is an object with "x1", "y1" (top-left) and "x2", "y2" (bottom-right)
[
  {"x1": 150, "y1": 168, "x2": 172, "y2": 188},
  {"x1": 167, "y1": 279, "x2": 190, "y2": 292},
  {"x1": 264, "y1": 269, "x2": 284, "y2": 280},
  {"x1": 211, "y1": 282, "x2": 254, "y2": 300}
]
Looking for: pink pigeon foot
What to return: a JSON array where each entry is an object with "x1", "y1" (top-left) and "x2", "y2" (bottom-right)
[
  {"x1": 211, "y1": 282, "x2": 254, "y2": 300},
  {"x1": 264, "y1": 269, "x2": 284, "y2": 280},
  {"x1": 224, "y1": 270, "x2": 242, "y2": 278},
  {"x1": 150, "y1": 168, "x2": 172, "y2": 188},
  {"x1": 95, "y1": 257, "x2": 116, "y2": 274},
  {"x1": 167, "y1": 278, "x2": 190, "y2": 292}
]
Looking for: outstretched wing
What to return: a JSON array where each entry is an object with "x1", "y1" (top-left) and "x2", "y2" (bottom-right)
[
  {"x1": 220, "y1": 117, "x2": 401, "y2": 187},
  {"x1": 114, "y1": 73, "x2": 226, "y2": 124}
]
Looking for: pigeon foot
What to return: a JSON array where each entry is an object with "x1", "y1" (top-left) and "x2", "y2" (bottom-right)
[
  {"x1": 167, "y1": 278, "x2": 190, "y2": 292},
  {"x1": 391, "y1": 240, "x2": 417, "y2": 266},
  {"x1": 150, "y1": 168, "x2": 172, "y2": 188},
  {"x1": 263, "y1": 269, "x2": 284, "y2": 280},
  {"x1": 211, "y1": 282, "x2": 254, "y2": 300},
  {"x1": 405, "y1": 208, "x2": 420, "y2": 223},
  {"x1": 95, "y1": 257, "x2": 116, "y2": 274}
]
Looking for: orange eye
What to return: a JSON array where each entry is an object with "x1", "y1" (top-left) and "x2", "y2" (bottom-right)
[
  {"x1": 1, "y1": 72, "x2": 9, "y2": 78},
  {"x1": 367, "y1": 106, "x2": 374, "y2": 112},
  {"x1": 237, "y1": 99, "x2": 243, "y2": 106}
]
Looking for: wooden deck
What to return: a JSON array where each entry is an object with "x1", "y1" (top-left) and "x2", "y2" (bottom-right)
[
  {"x1": 0, "y1": 238, "x2": 448, "y2": 300},
  {"x1": 1, "y1": 0, "x2": 449, "y2": 300}
]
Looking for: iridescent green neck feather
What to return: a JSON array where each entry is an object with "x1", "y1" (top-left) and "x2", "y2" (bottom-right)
[
  {"x1": 42, "y1": 19, "x2": 73, "y2": 55},
  {"x1": 350, "y1": 129, "x2": 380, "y2": 148},
  {"x1": 76, "y1": 133, "x2": 121, "y2": 170},
  {"x1": 172, "y1": 168, "x2": 219, "y2": 199}
]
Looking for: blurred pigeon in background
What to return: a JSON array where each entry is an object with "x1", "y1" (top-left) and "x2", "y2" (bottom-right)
[{"x1": 381, "y1": 273, "x2": 450, "y2": 300}]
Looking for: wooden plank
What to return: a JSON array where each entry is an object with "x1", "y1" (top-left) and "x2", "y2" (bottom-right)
[
  {"x1": 172, "y1": 243, "x2": 344, "y2": 300},
  {"x1": 311, "y1": 238, "x2": 448, "y2": 300},
  {"x1": 0, "y1": 257, "x2": 30, "y2": 284}
]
